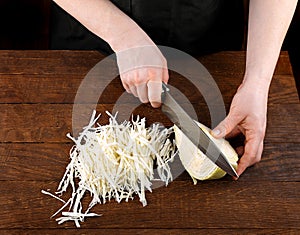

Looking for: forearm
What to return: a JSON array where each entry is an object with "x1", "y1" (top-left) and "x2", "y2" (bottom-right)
[
  {"x1": 245, "y1": 0, "x2": 297, "y2": 88},
  {"x1": 53, "y1": 0, "x2": 152, "y2": 52}
]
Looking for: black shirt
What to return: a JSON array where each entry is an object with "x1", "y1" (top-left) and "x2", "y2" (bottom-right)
[{"x1": 50, "y1": 0, "x2": 244, "y2": 55}]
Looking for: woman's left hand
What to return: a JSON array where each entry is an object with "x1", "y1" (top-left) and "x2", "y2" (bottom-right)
[{"x1": 211, "y1": 80, "x2": 269, "y2": 178}]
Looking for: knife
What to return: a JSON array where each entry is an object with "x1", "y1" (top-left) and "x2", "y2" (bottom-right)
[{"x1": 161, "y1": 83, "x2": 238, "y2": 178}]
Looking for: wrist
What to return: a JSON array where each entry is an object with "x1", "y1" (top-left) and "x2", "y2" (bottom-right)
[
  {"x1": 244, "y1": 55, "x2": 278, "y2": 92},
  {"x1": 108, "y1": 24, "x2": 154, "y2": 53},
  {"x1": 240, "y1": 74, "x2": 271, "y2": 98},
  {"x1": 243, "y1": 71, "x2": 272, "y2": 91}
]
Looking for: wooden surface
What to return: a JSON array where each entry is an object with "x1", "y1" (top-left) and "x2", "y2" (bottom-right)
[{"x1": 0, "y1": 51, "x2": 299, "y2": 234}]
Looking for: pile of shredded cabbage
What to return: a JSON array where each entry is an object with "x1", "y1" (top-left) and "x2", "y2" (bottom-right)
[{"x1": 42, "y1": 111, "x2": 176, "y2": 227}]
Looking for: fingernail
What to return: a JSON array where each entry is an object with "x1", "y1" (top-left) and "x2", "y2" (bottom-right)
[
  {"x1": 151, "y1": 102, "x2": 161, "y2": 108},
  {"x1": 233, "y1": 176, "x2": 239, "y2": 181},
  {"x1": 212, "y1": 129, "x2": 221, "y2": 137}
]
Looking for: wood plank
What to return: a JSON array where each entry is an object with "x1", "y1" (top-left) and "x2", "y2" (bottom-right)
[
  {"x1": 0, "y1": 73, "x2": 298, "y2": 105},
  {"x1": 0, "y1": 143, "x2": 299, "y2": 182},
  {"x1": 199, "y1": 51, "x2": 293, "y2": 76},
  {"x1": 0, "y1": 51, "x2": 293, "y2": 76},
  {"x1": 0, "y1": 51, "x2": 297, "y2": 109},
  {"x1": 0, "y1": 51, "x2": 298, "y2": 232},
  {"x1": 0, "y1": 50, "x2": 104, "y2": 75},
  {"x1": 0, "y1": 181, "x2": 298, "y2": 229},
  {"x1": 0, "y1": 143, "x2": 70, "y2": 181},
  {"x1": 0, "y1": 103, "x2": 298, "y2": 143},
  {"x1": 0, "y1": 74, "x2": 83, "y2": 104},
  {"x1": 0, "y1": 51, "x2": 298, "y2": 105},
  {"x1": 0, "y1": 228, "x2": 299, "y2": 235},
  {"x1": 268, "y1": 75, "x2": 300, "y2": 104}
]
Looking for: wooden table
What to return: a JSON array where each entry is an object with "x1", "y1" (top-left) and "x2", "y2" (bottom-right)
[{"x1": 0, "y1": 51, "x2": 299, "y2": 234}]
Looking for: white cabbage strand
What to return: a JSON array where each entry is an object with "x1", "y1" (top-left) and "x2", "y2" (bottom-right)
[{"x1": 43, "y1": 110, "x2": 176, "y2": 227}]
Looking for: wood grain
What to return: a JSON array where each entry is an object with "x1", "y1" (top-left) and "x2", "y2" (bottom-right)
[
  {"x1": 0, "y1": 103, "x2": 298, "y2": 143},
  {"x1": 0, "y1": 51, "x2": 299, "y2": 233},
  {"x1": 199, "y1": 51, "x2": 293, "y2": 76},
  {"x1": 0, "y1": 50, "x2": 103, "y2": 75},
  {"x1": 0, "y1": 229, "x2": 299, "y2": 235},
  {"x1": 0, "y1": 181, "x2": 299, "y2": 229},
  {"x1": 0, "y1": 51, "x2": 298, "y2": 105},
  {"x1": 0, "y1": 143, "x2": 299, "y2": 182},
  {"x1": 0, "y1": 74, "x2": 298, "y2": 105},
  {"x1": 1, "y1": 51, "x2": 290, "y2": 75}
]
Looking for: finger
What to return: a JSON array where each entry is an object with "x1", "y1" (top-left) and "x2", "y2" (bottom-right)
[
  {"x1": 135, "y1": 69, "x2": 149, "y2": 103},
  {"x1": 123, "y1": 83, "x2": 131, "y2": 94},
  {"x1": 162, "y1": 67, "x2": 169, "y2": 84},
  {"x1": 136, "y1": 82, "x2": 149, "y2": 103},
  {"x1": 232, "y1": 145, "x2": 244, "y2": 180},
  {"x1": 126, "y1": 71, "x2": 140, "y2": 97},
  {"x1": 211, "y1": 113, "x2": 241, "y2": 139},
  {"x1": 236, "y1": 137, "x2": 261, "y2": 176},
  {"x1": 128, "y1": 84, "x2": 138, "y2": 97},
  {"x1": 236, "y1": 146, "x2": 244, "y2": 156},
  {"x1": 147, "y1": 80, "x2": 162, "y2": 108},
  {"x1": 120, "y1": 73, "x2": 131, "y2": 93},
  {"x1": 255, "y1": 141, "x2": 264, "y2": 164}
]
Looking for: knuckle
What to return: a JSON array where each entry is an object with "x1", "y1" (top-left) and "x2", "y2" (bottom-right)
[
  {"x1": 139, "y1": 96, "x2": 149, "y2": 103},
  {"x1": 243, "y1": 148, "x2": 256, "y2": 161},
  {"x1": 223, "y1": 123, "x2": 232, "y2": 133},
  {"x1": 134, "y1": 77, "x2": 144, "y2": 85},
  {"x1": 221, "y1": 119, "x2": 235, "y2": 134},
  {"x1": 147, "y1": 68, "x2": 159, "y2": 80},
  {"x1": 255, "y1": 155, "x2": 262, "y2": 163},
  {"x1": 245, "y1": 153, "x2": 261, "y2": 165},
  {"x1": 121, "y1": 74, "x2": 132, "y2": 85},
  {"x1": 256, "y1": 127, "x2": 266, "y2": 139},
  {"x1": 125, "y1": 77, "x2": 137, "y2": 87},
  {"x1": 127, "y1": 83, "x2": 135, "y2": 91},
  {"x1": 119, "y1": 73, "x2": 127, "y2": 81},
  {"x1": 134, "y1": 73, "x2": 148, "y2": 85}
]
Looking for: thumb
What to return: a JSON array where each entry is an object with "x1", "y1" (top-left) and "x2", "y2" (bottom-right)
[{"x1": 211, "y1": 115, "x2": 239, "y2": 139}]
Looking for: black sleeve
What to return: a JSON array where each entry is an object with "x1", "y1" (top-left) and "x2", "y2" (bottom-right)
[{"x1": 50, "y1": 0, "x2": 244, "y2": 55}]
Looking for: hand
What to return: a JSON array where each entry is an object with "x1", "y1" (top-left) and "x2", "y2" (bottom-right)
[
  {"x1": 116, "y1": 44, "x2": 169, "y2": 108},
  {"x1": 52, "y1": 0, "x2": 169, "y2": 107},
  {"x1": 211, "y1": 81, "x2": 269, "y2": 178}
]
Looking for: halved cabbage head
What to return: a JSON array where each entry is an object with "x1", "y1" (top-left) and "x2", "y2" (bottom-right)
[{"x1": 174, "y1": 121, "x2": 238, "y2": 184}]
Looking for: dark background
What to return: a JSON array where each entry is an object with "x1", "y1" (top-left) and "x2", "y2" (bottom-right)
[
  {"x1": 0, "y1": 0, "x2": 299, "y2": 96},
  {"x1": 0, "y1": 0, "x2": 50, "y2": 49}
]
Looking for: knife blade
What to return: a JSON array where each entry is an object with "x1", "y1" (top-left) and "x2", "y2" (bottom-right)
[{"x1": 161, "y1": 83, "x2": 238, "y2": 178}]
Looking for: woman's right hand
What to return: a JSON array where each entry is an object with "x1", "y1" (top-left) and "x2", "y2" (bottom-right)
[
  {"x1": 53, "y1": 0, "x2": 169, "y2": 107},
  {"x1": 110, "y1": 26, "x2": 169, "y2": 108},
  {"x1": 115, "y1": 43, "x2": 169, "y2": 108}
]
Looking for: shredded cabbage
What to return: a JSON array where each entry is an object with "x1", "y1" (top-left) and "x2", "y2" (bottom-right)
[{"x1": 42, "y1": 110, "x2": 176, "y2": 227}]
